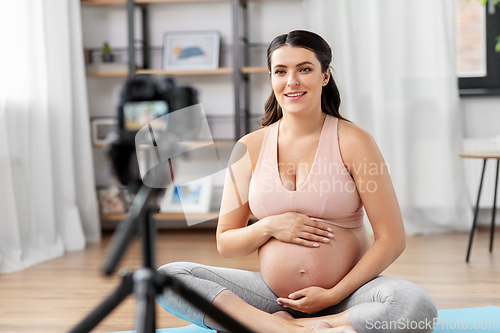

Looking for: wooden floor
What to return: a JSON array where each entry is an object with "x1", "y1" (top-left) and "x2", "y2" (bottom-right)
[{"x1": 0, "y1": 229, "x2": 499, "y2": 333}]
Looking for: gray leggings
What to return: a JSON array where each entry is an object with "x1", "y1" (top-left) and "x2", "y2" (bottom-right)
[{"x1": 156, "y1": 262, "x2": 437, "y2": 333}]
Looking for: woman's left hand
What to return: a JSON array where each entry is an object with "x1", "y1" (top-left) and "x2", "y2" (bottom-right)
[{"x1": 276, "y1": 286, "x2": 335, "y2": 314}]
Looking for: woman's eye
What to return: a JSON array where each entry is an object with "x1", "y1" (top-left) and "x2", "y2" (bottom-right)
[
  {"x1": 274, "y1": 70, "x2": 285, "y2": 75},
  {"x1": 300, "y1": 67, "x2": 311, "y2": 72}
]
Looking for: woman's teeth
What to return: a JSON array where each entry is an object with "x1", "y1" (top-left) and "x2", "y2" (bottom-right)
[{"x1": 286, "y1": 92, "x2": 306, "y2": 97}]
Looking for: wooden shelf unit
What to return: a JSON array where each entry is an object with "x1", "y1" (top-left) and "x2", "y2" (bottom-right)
[
  {"x1": 81, "y1": 0, "x2": 279, "y2": 5},
  {"x1": 81, "y1": 0, "x2": 226, "y2": 5},
  {"x1": 93, "y1": 140, "x2": 236, "y2": 149},
  {"x1": 83, "y1": 0, "x2": 266, "y2": 228},
  {"x1": 100, "y1": 212, "x2": 257, "y2": 230},
  {"x1": 241, "y1": 66, "x2": 268, "y2": 74},
  {"x1": 86, "y1": 68, "x2": 232, "y2": 77},
  {"x1": 83, "y1": 0, "x2": 266, "y2": 137},
  {"x1": 137, "y1": 68, "x2": 233, "y2": 76},
  {"x1": 100, "y1": 212, "x2": 257, "y2": 220},
  {"x1": 100, "y1": 212, "x2": 220, "y2": 221},
  {"x1": 100, "y1": 213, "x2": 130, "y2": 221},
  {"x1": 86, "y1": 67, "x2": 268, "y2": 77}
]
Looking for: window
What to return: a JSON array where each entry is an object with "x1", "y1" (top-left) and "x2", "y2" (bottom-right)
[{"x1": 457, "y1": 0, "x2": 500, "y2": 95}]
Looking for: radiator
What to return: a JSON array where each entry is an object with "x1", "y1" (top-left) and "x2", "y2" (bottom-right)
[{"x1": 462, "y1": 137, "x2": 500, "y2": 208}]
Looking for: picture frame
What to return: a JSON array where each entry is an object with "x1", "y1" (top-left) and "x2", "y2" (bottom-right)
[
  {"x1": 160, "y1": 176, "x2": 213, "y2": 214},
  {"x1": 162, "y1": 31, "x2": 220, "y2": 71},
  {"x1": 91, "y1": 117, "x2": 118, "y2": 146}
]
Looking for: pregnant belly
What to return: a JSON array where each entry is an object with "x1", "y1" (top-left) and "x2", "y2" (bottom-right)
[{"x1": 258, "y1": 225, "x2": 371, "y2": 298}]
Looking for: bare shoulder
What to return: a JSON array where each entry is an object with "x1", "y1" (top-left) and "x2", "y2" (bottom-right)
[
  {"x1": 337, "y1": 119, "x2": 376, "y2": 148},
  {"x1": 238, "y1": 126, "x2": 268, "y2": 171},
  {"x1": 337, "y1": 119, "x2": 382, "y2": 173}
]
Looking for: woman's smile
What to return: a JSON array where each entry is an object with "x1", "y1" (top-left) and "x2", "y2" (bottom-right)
[{"x1": 284, "y1": 91, "x2": 307, "y2": 100}]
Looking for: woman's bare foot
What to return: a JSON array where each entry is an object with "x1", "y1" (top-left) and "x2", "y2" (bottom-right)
[
  {"x1": 306, "y1": 323, "x2": 358, "y2": 333},
  {"x1": 328, "y1": 325, "x2": 357, "y2": 333},
  {"x1": 217, "y1": 322, "x2": 356, "y2": 333},
  {"x1": 271, "y1": 311, "x2": 357, "y2": 332},
  {"x1": 272, "y1": 310, "x2": 295, "y2": 320}
]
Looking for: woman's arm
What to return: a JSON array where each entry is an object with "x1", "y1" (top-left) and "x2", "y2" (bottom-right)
[
  {"x1": 328, "y1": 121, "x2": 406, "y2": 303},
  {"x1": 215, "y1": 138, "x2": 267, "y2": 258}
]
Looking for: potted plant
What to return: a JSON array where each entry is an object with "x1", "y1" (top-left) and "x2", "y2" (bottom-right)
[{"x1": 101, "y1": 42, "x2": 115, "y2": 63}]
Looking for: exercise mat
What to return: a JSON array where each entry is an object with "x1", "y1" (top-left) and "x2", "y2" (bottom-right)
[{"x1": 113, "y1": 306, "x2": 500, "y2": 333}]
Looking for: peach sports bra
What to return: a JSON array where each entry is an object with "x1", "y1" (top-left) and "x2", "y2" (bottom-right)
[{"x1": 248, "y1": 114, "x2": 364, "y2": 229}]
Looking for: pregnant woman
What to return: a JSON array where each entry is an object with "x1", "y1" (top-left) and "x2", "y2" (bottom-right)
[{"x1": 157, "y1": 30, "x2": 437, "y2": 333}]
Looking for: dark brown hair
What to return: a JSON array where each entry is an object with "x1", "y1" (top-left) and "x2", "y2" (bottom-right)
[{"x1": 259, "y1": 30, "x2": 349, "y2": 127}]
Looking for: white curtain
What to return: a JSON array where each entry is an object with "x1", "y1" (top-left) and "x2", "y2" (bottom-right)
[
  {"x1": 306, "y1": 0, "x2": 473, "y2": 234},
  {"x1": 0, "y1": 0, "x2": 100, "y2": 274}
]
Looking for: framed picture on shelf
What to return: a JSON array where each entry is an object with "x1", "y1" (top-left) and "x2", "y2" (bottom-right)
[
  {"x1": 97, "y1": 186, "x2": 133, "y2": 216},
  {"x1": 160, "y1": 176, "x2": 213, "y2": 214},
  {"x1": 91, "y1": 117, "x2": 118, "y2": 146},
  {"x1": 162, "y1": 31, "x2": 220, "y2": 71}
]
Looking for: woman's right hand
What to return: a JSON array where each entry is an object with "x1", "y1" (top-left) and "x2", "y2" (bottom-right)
[{"x1": 264, "y1": 212, "x2": 334, "y2": 247}]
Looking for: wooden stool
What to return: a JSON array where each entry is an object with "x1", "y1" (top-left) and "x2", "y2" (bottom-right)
[{"x1": 460, "y1": 152, "x2": 500, "y2": 262}]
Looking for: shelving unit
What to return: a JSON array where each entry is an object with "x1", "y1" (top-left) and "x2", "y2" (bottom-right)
[
  {"x1": 86, "y1": 67, "x2": 268, "y2": 77},
  {"x1": 82, "y1": 0, "x2": 269, "y2": 137},
  {"x1": 101, "y1": 212, "x2": 258, "y2": 229},
  {"x1": 82, "y1": 0, "x2": 267, "y2": 228},
  {"x1": 81, "y1": 0, "x2": 226, "y2": 5},
  {"x1": 86, "y1": 68, "x2": 232, "y2": 77},
  {"x1": 93, "y1": 140, "x2": 236, "y2": 149}
]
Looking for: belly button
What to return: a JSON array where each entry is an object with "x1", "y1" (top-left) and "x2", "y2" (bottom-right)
[{"x1": 300, "y1": 269, "x2": 306, "y2": 274}]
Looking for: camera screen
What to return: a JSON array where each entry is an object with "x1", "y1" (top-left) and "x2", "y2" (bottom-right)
[{"x1": 123, "y1": 101, "x2": 169, "y2": 131}]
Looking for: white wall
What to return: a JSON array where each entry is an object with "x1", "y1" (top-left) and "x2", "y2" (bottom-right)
[{"x1": 462, "y1": 96, "x2": 500, "y2": 138}]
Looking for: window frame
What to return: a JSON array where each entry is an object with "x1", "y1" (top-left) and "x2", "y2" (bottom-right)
[{"x1": 459, "y1": 2, "x2": 500, "y2": 96}]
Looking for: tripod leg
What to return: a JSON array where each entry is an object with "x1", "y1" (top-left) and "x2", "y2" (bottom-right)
[
  {"x1": 134, "y1": 268, "x2": 156, "y2": 333},
  {"x1": 134, "y1": 197, "x2": 158, "y2": 333},
  {"x1": 69, "y1": 272, "x2": 134, "y2": 333}
]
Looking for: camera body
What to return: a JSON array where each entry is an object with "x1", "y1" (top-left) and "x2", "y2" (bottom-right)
[
  {"x1": 109, "y1": 74, "x2": 198, "y2": 191},
  {"x1": 117, "y1": 75, "x2": 198, "y2": 142}
]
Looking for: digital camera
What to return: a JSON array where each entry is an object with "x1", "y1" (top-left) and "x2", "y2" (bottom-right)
[{"x1": 108, "y1": 75, "x2": 198, "y2": 191}]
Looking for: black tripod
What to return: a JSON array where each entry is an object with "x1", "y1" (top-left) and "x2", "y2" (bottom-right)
[{"x1": 69, "y1": 184, "x2": 252, "y2": 333}]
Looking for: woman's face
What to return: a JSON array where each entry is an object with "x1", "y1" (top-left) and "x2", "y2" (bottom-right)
[{"x1": 270, "y1": 45, "x2": 329, "y2": 117}]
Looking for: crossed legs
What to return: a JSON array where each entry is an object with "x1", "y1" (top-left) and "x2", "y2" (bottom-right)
[
  {"x1": 206, "y1": 290, "x2": 355, "y2": 333},
  {"x1": 156, "y1": 262, "x2": 437, "y2": 333}
]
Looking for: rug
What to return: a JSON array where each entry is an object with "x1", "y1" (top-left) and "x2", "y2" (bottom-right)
[{"x1": 113, "y1": 306, "x2": 500, "y2": 333}]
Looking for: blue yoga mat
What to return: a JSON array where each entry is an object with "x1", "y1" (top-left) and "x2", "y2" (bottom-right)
[
  {"x1": 113, "y1": 325, "x2": 214, "y2": 333},
  {"x1": 113, "y1": 306, "x2": 500, "y2": 333},
  {"x1": 434, "y1": 306, "x2": 500, "y2": 332}
]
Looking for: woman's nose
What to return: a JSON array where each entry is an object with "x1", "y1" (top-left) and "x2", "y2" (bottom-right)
[{"x1": 287, "y1": 73, "x2": 299, "y2": 86}]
